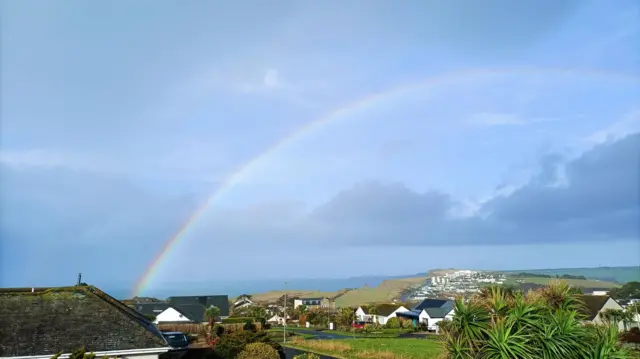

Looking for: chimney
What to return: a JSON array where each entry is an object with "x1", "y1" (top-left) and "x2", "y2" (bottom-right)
[{"x1": 77, "y1": 273, "x2": 82, "y2": 286}]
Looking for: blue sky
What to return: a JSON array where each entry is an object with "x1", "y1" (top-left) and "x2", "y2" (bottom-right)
[{"x1": 1, "y1": 0, "x2": 639, "y2": 293}]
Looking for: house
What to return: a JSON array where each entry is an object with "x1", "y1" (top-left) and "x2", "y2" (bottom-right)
[
  {"x1": 581, "y1": 288, "x2": 611, "y2": 296},
  {"x1": 578, "y1": 295, "x2": 625, "y2": 331},
  {"x1": 355, "y1": 304, "x2": 409, "y2": 325},
  {"x1": 167, "y1": 295, "x2": 230, "y2": 319},
  {"x1": 267, "y1": 314, "x2": 290, "y2": 325},
  {"x1": 293, "y1": 297, "x2": 334, "y2": 310},
  {"x1": 0, "y1": 285, "x2": 170, "y2": 359},
  {"x1": 400, "y1": 298, "x2": 455, "y2": 331},
  {"x1": 135, "y1": 303, "x2": 208, "y2": 324},
  {"x1": 233, "y1": 295, "x2": 255, "y2": 310}
]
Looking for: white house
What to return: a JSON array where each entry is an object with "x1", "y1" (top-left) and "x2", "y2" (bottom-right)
[
  {"x1": 153, "y1": 307, "x2": 192, "y2": 324},
  {"x1": 267, "y1": 314, "x2": 291, "y2": 325},
  {"x1": 579, "y1": 295, "x2": 626, "y2": 331},
  {"x1": 355, "y1": 304, "x2": 409, "y2": 325},
  {"x1": 234, "y1": 295, "x2": 255, "y2": 310},
  {"x1": 409, "y1": 298, "x2": 456, "y2": 331}
]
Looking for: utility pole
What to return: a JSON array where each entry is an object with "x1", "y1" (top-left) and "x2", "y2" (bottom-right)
[{"x1": 283, "y1": 281, "x2": 287, "y2": 344}]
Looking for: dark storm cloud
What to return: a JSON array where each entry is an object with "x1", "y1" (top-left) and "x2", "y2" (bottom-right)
[{"x1": 307, "y1": 133, "x2": 640, "y2": 246}]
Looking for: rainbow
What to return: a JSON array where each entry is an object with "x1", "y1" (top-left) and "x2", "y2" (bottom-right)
[{"x1": 132, "y1": 66, "x2": 639, "y2": 296}]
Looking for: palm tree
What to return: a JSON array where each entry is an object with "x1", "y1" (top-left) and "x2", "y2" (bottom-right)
[
  {"x1": 441, "y1": 282, "x2": 628, "y2": 359},
  {"x1": 205, "y1": 305, "x2": 220, "y2": 329}
]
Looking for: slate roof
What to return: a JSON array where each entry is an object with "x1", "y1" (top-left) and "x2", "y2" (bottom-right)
[
  {"x1": 578, "y1": 295, "x2": 614, "y2": 321},
  {"x1": 425, "y1": 307, "x2": 453, "y2": 318},
  {"x1": 412, "y1": 298, "x2": 453, "y2": 311},
  {"x1": 361, "y1": 304, "x2": 405, "y2": 317},
  {"x1": 167, "y1": 295, "x2": 229, "y2": 317},
  {"x1": 0, "y1": 286, "x2": 168, "y2": 357},
  {"x1": 134, "y1": 303, "x2": 172, "y2": 317}
]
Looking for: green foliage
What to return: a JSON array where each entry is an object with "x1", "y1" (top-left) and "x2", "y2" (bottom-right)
[
  {"x1": 385, "y1": 317, "x2": 401, "y2": 329},
  {"x1": 244, "y1": 319, "x2": 258, "y2": 332},
  {"x1": 335, "y1": 307, "x2": 356, "y2": 327},
  {"x1": 234, "y1": 304, "x2": 268, "y2": 320},
  {"x1": 441, "y1": 281, "x2": 629, "y2": 359},
  {"x1": 223, "y1": 317, "x2": 257, "y2": 324},
  {"x1": 206, "y1": 305, "x2": 221, "y2": 322},
  {"x1": 236, "y1": 342, "x2": 280, "y2": 359},
  {"x1": 610, "y1": 282, "x2": 640, "y2": 299},
  {"x1": 305, "y1": 308, "x2": 332, "y2": 326},
  {"x1": 212, "y1": 329, "x2": 284, "y2": 359}
]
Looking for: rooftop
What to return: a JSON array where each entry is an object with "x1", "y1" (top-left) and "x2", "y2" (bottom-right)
[
  {"x1": 577, "y1": 295, "x2": 614, "y2": 321},
  {"x1": 0, "y1": 285, "x2": 168, "y2": 357}
]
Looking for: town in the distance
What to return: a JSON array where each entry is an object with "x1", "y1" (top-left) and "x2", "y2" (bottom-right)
[{"x1": 2, "y1": 265, "x2": 639, "y2": 359}]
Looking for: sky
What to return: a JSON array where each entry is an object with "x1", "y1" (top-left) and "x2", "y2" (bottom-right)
[{"x1": 1, "y1": 0, "x2": 639, "y2": 293}]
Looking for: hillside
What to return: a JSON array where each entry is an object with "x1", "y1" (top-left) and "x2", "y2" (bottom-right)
[
  {"x1": 504, "y1": 277, "x2": 620, "y2": 288},
  {"x1": 503, "y1": 266, "x2": 640, "y2": 284},
  {"x1": 243, "y1": 275, "x2": 429, "y2": 307}
]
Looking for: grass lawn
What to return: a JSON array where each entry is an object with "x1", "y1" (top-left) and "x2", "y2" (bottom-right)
[{"x1": 286, "y1": 338, "x2": 442, "y2": 359}]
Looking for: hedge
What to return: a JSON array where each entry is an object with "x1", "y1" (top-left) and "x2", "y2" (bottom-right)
[{"x1": 221, "y1": 317, "x2": 256, "y2": 324}]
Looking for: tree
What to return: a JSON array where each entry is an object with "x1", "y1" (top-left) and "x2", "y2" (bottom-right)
[
  {"x1": 600, "y1": 309, "x2": 633, "y2": 331},
  {"x1": 335, "y1": 307, "x2": 356, "y2": 328},
  {"x1": 441, "y1": 281, "x2": 628, "y2": 359},
  {"x1": 205, "y1": 305, "x2": 221, "y2": 329},
  {"x1": 609, "y1": 282, "x2": 640, "y2": 299}
]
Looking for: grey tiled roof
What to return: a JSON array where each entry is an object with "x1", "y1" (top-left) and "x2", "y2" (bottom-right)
[
  {"x1": 0, "y1": 286, "x2": 168, "y2": 357},
  {"x1": 167, "y1": 295, "x2": 229, "y2": 317}
]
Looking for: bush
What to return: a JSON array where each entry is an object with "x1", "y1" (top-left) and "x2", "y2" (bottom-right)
[
  {"x1": 213, "y1": 330, "x2": 284, "y2": 359},
  {"x1": 243, "y1": 320, "x2": 257, "y2": 332},
  {"x1": 384, "y1": 317, "x2": 401, "y2": 329},
  {"x1": 222, "y1": 317, "x2": 256, "y2": 324},
  {"x1": 236, "y1": 343, "x2": 280, "y2": 359}
]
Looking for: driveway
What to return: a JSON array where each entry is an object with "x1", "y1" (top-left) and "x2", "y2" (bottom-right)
[{"x1": 284, "y1": 347, "x2": 339, "y2": 359}]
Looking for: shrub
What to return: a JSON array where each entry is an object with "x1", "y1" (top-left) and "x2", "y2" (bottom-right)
[
  {"x1": 384, "y1": 317, "x2": 401, "y2": 329},
  {"x1": 236, "y1": 342, "x2": 280, "y2": 359},
  {"x1": 243, "y1": 319, "x2": 257, "y2": 332},
  {"x1": 222, "y1": 317, "x2": 256, "y2": 324}
]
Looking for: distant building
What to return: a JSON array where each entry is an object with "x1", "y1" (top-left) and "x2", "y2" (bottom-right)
[
  {"x1": 167, "y1": 295, "x2": 230, "y2": 319},
  {"x1": 577, "y1": 295, "x2": 625, "y2": 331},
  {"x1": 0, "y1": 285, "x2": 170, "y2": 359},
  {"x1": 355, "y1": 304, "x2": 409, "y2": 325},
  {"x1": 293, "y1": 297, "x2": 334, "y2": 310},
  {"x1": 233, "y1": 294, "x2": 255, "y2": 310},
  {"x1": 135, "y1": 302, "x2": 210, "y2": 324}
]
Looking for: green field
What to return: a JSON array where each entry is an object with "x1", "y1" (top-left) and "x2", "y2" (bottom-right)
[
  {"x1": 287, "y1": 338, "x2": 442, "y2": 359},
  {"x1": 505, "y1": 277, "x2": 621, "y2": 288},
  {"x1": 504, "y1": 266, "x2": 640, "y2": 284}
]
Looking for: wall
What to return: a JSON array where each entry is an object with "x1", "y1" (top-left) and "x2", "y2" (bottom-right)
[{"x1": 154, "y1": 307, "x2": 191, "y2": 324}]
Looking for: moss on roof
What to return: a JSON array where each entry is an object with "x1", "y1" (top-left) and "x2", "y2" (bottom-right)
[{"x1": 0, "y1": 285, "x2": 168, "y2": 357}]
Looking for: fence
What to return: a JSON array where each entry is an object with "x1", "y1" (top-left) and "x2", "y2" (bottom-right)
[{"x1": 157, "y1": 322, "x2": 263, "y2": 335}]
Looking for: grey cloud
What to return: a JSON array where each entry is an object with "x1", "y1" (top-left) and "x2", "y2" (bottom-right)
[{"x1": 296, "y1": 133, "x2": 640, "y2": 246}]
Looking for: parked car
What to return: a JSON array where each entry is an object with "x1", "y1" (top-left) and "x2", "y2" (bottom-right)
[
  {"x1": 161, "y1": 331, "x2": 189, "y2": 357},
  {"x1": 351, "y1": 321, "x2": 366, "y2": 329}
]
